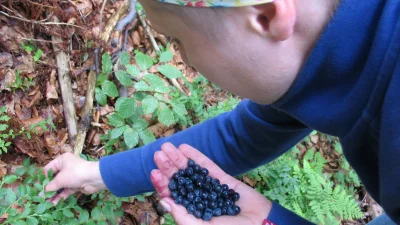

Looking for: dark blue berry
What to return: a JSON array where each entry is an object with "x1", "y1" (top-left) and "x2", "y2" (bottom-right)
[
  {"x1": 188, "y1": 159, "x2": 196, "y2": 167},
  {"x1": 178, "y1": 177, "x2": 185, "y2": 185},
  {"x1": 217, "y1": 201, "x2": 224, "y2": 208},
  {"x1": 185, "y1": 167, "x2": 194, "y2": 176},
  {"x1": 214, "y1": 184, "x2": 222, "y2": 193},
  {"x1": 233, "y1": 192, "x2": 240, "y2": 201},
  {"x1": 209, "y1": 191, "x2": 218, "y2": 201},
  {"x1": 225, "y1": 199, "x2": 233, "y2": 207},
  {"x1": 228, "y1": 189, "x2": 235, "y2": 196},
  {"x1": 173, "y1": 173, "x2": 180, "y2": 180},
  {"x1": 179, "y1": 187, "x2": 187, "y2": 196},
  {"x1": 194, "y1": 197, "x2": 202, "y2": 204},
  {"x1": 204, "y1": 200, "x2": 209, "y2": 208},
  {"x1": 182, "y1": 200, "x2": 190, "y2": 207},
  {"x1": 227, "y1": 207, "x2": 235, "y2": 215},
  {"x1": 171, "y1": 191, "x2": 179, "y2": 199},
  {"x1": 213, "y1": 208, "x2": 222, "y2": 216},
  {"x1": 168, "y1": 180, "x2": 177, "y2": 191},
  {"x1": 186, "y1": 184, "x2": 195, "y2": 192},
  {"x1": 203, "y1": 183, "x2": 211, "y2": 191},
  {"x1": 202, "y1": 208, "x2": 213, "y2": 221},
  {"x1": 193, "y1": 165, "x2": 201, "y2": 172},
  {"x1": 193, "y1": 174, "x2": 200, "y2": 181},
  {"x1": 175, "y1": 196, "x2": 183, "y2": 204},
  {"x1": 195, "y1": 180, "x2": 203, "y2": 187},
  {"x1": 194, "y1": 210, "x2": 202, "y2": 218},
  {"x1": 187, "y1": 192, "x2": 195, "y2": 201},
  {"x1": 211, "y1": 179, "x2": 220, "y2": 186},
  {"x1": 196, "y1": 202, "x2": 204, "y2": 210},
  {"x1": 194, "y1": 189, "x2": 201, "y2": 197},
  {"x1": 233, "y1": 205, "x2": 241, "y2": 215},
  {"x1": 222, "y1": 191, "x2": 229, "y2": 198},
  {"x1": 178, "y1": 169, "x2": 185, "y2": 176},
  {"x1": 222, "y1": 208, "x2": 227, "y2": 215},
  {"x1": 205, "y1": 176, "x2": 212, "y2": 184},
  {"x1": 209, "y1": 201, "x2": 217, "y2": 209},
  {"x1": 185, "y1": 178, "x2": 192, "y2": 185},
  {"x1": 201, "y1": 192, "x2": 208, "y2": 200},
  {"x1": 187, "y1": 204, "x2": 196, "y2": 214},
  {"x1": 221, "y1": 184, "x2": 229, "y2": 191},
  {"x1": 201, "y1": 168, "x2": 209, "y2": 176}
]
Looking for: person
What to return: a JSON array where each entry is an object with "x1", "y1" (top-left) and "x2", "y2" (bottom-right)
[{"x1": 43, "y1": 0, "x2": 400, "y2": 224}]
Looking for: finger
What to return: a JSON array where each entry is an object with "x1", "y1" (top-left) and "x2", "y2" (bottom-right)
[
  {"x1": 44, "y1": 172, "x2": 65, "y2": 192},
  {"x1": 161, "y1": 143, "x2": 188, "y2": 170},
  {"x1": 178, "y1": 144, "x2": 227, "y2": 178},
  {"x1": 48, "y1": 188, "x2": 76, "y2": 205},
  {"x1": 43, "y1": 156, "x2": 63, "y2": 178},
  {"x1": 160, "y1": 197, "x2": 201, "y2": 225},
  {"x1": 150, "y1": 169, "x2": 171, "y2": 198},
  {"x1": 154, "y1": 151, "x2": 179, "y2": 179}
]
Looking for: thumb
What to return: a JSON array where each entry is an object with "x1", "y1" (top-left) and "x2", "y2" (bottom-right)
[
  {"x1": 45, "y1": 176, "x2": 62, "y2": 192},
  {"x1": 160, "y1": 197, "x2": 196, "y2": 225}
]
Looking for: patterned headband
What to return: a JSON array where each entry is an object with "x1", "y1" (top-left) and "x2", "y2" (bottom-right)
[{"x1": 157, "y1": 0, "x2": 274, "y2": 7}]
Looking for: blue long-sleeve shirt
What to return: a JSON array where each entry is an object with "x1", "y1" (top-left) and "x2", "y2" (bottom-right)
[{"x1": 100, "y1": 0, "x2": 400, "y2": 223}]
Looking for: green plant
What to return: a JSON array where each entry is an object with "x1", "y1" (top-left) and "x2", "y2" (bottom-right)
[
  {"x1": 9, "y1": 70, "x2": 35, "y2": 92},
  {"x1": 246, "y1": 139, "x2": 364, "y2": 225},
  {"x1": 0, "y1": 158, "x2": 126, "y2": 225},
  {"x1": 0, "y1": 106, "x2": 12, "y2": 154},
  {"x1": 21, "y1": 42, "x2": 43, "y2": 62}
]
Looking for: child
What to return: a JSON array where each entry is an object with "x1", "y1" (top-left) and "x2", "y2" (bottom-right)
[{"x1": 44, "y1": 0, "x2": 400, "y2": 224}]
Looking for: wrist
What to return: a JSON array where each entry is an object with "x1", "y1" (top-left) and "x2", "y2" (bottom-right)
[{"x1": 83, "y1": 161, "x2": 108, "y2": 193}]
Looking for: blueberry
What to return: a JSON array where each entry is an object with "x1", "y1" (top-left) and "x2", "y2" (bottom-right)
[
  {"x1": 209, "y1": 201, "x2": 217, "y2": 209},
  {"x1": 222, "y1": 207, "x2": 227, "y2": 215},
  {"x1": 214, "y1": 184, "x2": 222, "y2": 193},
  {"x1": 198, "y1": 175, "x2": 205, "y2": 182},
  {"x1": 179, "y1": 187, "x2": 187, "y2": 196},
  {"x1": 209, "y1": 191, "x2": 218, "y2": 201},
  {"x1": 202, "y1": 208, "x2": 213, "y2": 221},
  {"x1": 233, "y1": 192, "x2": 240, "y2": 201},
  {"x1": 194, "y1": 197, "x2": 202, "y2": 204},
  {"x1": 188, "y1": 159, "x2": 196, "y2": 167},
  {"x1": 194, "y1": 189, "x2": 201, "y2": 197},
  {"x1": 168, "y1": 180, "x2": 177, "y2": 191},
  {"x1": 205, "y1": 176, "x2": 212, "y2": 184},
  {"x1": 222, "y1": 191, "x2": 229, "y2": 198},
  {"x1": 204, "y1": 200, "x2": 209, "y2": 208},
  {"x1": 201, "y1": 192, "x2": 208, "y2": 200},
  {"x1": 211, "y1": 179, "x2": 220, "y2": 186},
  {"x1": 221, "y1": 184, "x2": 229, "y2": 191},
  {"x1": 233, "y1": 205, "x2": 241, "y2": 215},
  {"x1": 186, "y1": 184, "x2": 195, "y2": 192},
  {"x1": 225, "y1": 199, "x2": 233, "y2": 207},
  {"x1": 171, "y1": 191, "x2": 179, "y2": 199},
  {"x1": 187, "y1": 204, "x2": 196, "y2": 214},
  {"x1": 227, "y1": 207, "x2": 235, "y2": 215},
  {"x1": 182, "y1": 200, "x2": 190, "y2": 207},
  {"x1": 193, "y1": 174, "x2": 200, "y2": 181},
  {"x1": 194, "y1": 210, "x2": 202, "y2": 218},
  {"x1": 178, "y1": 169, "x2": 185, "y2": 176},
  {"x1": 228, "y1": 189, "x2": 235, "y2": 196},
  {"x1": 173, "y1": 173, "x2": 180, "y2": 181},
  {"x1": 195, "y1": 180, "x2": 203, "y2": 187},
  {"x1": 178, "y1": 177, "x2": 186, "y2": 186},
  {"x1": 175, "y1": 196, "x2": 183, "y2": 204},
  {"x1": 203, "y1": 183, "x2": 211, "y2": 191},
  {"x1": 185, "y1": 178, "x2": 192, "y2": 185},
  {"x1": 217, "y1": 201, "x2": 224, "y2": 208},
  {"x1": 213, "y1": 208, "x2": 222, "y2": 216},
  {"x1": 201, "y1": 168, "x2": 209, "y2": 176},
  {"x1": 196, "y1": 202, "x2": 204, "y2": 210},
  {"x1": 193, "y1": 165, "x2": 201, "y2": 172},
  {"x1": 185, "y1": 167, "x2": 194, "y2": 176},
  {"x1": 187, "y1": 192, "x2": 195, "y2": 201}
]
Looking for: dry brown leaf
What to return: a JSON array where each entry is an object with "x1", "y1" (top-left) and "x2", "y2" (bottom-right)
[
  {"x1": 0, "y1": 160, "x2": 7, "y2": 179},
  {"x1": 91, "y1": 133, "x2": 102, "y2": 146},
  {"x1": 0, "y1": 69, "x2": 15, "y2": 91},
  {"x1": 15, "y1": 55, "x2": 35, "y2": 74},
  {"x1": 27, "y1": 89, "x2": 42, "y2": 108},
  {"x1": 161, "y1": 129, "x2": 175, "y2": 137},
  {"x1": 132, "y1": 30, "x2": 141, "y2": 46},
  {"x1": 243, "y1": 175, "x2": 258, "y2": 187},
  {"x1": 22, "y1": 116, "x2": 45, "y2": 135},
  {"x1": 46, "y1": 69, "x2": 58, "y2": 100},
  {"x1": 0, "y1": 52, "x2": 13, "y2": 68},
  {"x1": 148, "y1": 123, "x2": 168, "y2": 138}
]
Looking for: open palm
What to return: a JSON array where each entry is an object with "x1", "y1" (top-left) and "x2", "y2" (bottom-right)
[{"x1": 151, "y1": 143, "x2": 272, "y2": 225}]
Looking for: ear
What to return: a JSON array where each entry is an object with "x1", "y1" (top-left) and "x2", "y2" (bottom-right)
[{"x1": 248, "y1": 0, "x2": 296, "y2": 41}]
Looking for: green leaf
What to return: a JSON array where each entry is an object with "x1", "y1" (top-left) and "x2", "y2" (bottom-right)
[
  {"x1": 124, "y1": 128, "x2": 139, "y2": 149},
  {"x1": 63, "y1": 208, "x2": 74, "y2": 218},
  {"x1": 0, "y1": 115, "x2": 9, "y2": 121},
  {"x1": 129, "y1": 114, "x2": 148, "y2": 130},
  {"x1": 138, "y1": 129, "x2": 156, "y2": 145},
  {"x1": 21, "y1": 42, "x2": 34, "y2": 53},
  {"x1": 110, "y1": 125, "x2": 129, "y2": 139},
  {"x1": 142, "y1": 96, "x2": 158, "y2": 114},
  {"x1": 13, "y1": 221, "x2": 27, "y2": 225},
  {"x1": 107, "y1": 113, "x2": 125, "y2": 127},
  {"x1": 158, "y1": 103, "x2": 174, "y2": 126},
  {"x1": 27, "y1": 217, "x2": 39, "y2": 225},
  {"x1": 0, "y1": 124, "x2": 8, "y2": 131},
  {"x1": 135, "y1": 52, "x2": 153, "y2": 70},
  {"x1": 144, "y1": 74, "x2": 164, "y2": 87},
  {"x1": 33, "y1": 49, "x2": 43, "y2": 62},
  {"x1": 158, "y1": 65, "x2": 182, "y2": 79},
  {"x1": 95, "y1": 88, "x2": 108, "y2": 106},
  {"x1": 4, "y1": 175, "x2": 18, "y2": 184},
  {"x1": 17, "y1": 184, "x2": 26, "y2": 196},
  {"x1": 91, "y1": 206, "x2": 101, "y2": 218},
  {"x1": 115, "y1": 97, "x2": 136, "y2": 118},
  {"x1": 134, "y1": 81, "x2": 152, "y2": 91},
  {"x1": 120, "y1": 51, "x2": 131, "y2": 65},
  {"x1": 102, "y1": 80, "x2": 119, "y2": 97},
  {"x1": 102, "y1": 53, "x2": 113, "y2": 75},
  {"x1": 79, "y1": 210, "x2": 89, "y2": 223},
  {"x1": 0, "y1": 106, "x2": 7, "y2": 114},
  {"x1": 115, "y1": 71, "x2": 133, "y2": 87},
  {"x1": 52, "y1": 210, "x2": 63, "y2": 220},
  {"x1": 159, "y1": 50, "x2": 173, "y2": 63},
  {"x1": 96, "y1": 73, "x2": 106, "y2": 86},
  {"x1": 155, "y1": 85, "x2": 170, "y2": 94},
  {"x1": 47, "y1": 168, "x2": 54, "y2": 179},
  {"x1": 35, "y1": 203, "x2": 47, "y2": 214},
  {"x1": 23, "y1": 158, "x2": 31, "y2": 167},
  {"x1": 171, "y1": 102, "x2": 187, "y2": 117},
  {"x1": 126, "y1": 65, "x2": 141, "y2": 77}
]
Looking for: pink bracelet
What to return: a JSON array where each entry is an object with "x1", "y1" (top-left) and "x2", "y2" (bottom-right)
[{"x1": 262, "y1": 219, "x2": 277, "y2": 225}]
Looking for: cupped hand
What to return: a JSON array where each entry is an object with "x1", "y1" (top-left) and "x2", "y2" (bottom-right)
[
  {"x1": 151, "y1": 143, "x2": 272, "y2": 225},
  {"x1": 43, "y1": 152, "x2": 107, "y2": 205}
]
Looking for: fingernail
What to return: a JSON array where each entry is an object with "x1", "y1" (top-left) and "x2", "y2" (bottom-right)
[{"x1": 160, "y1": 200, "x2": 171, "y2": 212}]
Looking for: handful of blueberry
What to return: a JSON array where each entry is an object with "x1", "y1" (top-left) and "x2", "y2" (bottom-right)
[{"x1": 168, "y1": 159, "x2": 241, "y2": 221}]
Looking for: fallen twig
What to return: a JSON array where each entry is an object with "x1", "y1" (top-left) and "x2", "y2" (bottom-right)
[
  {"x1": 111, "y1": 0, "x2": 137, "y2": 48},
  {"x1": 0, "y1": 32, "x2": 63, "y2": 44},
  {"x1": 49, "y1": 14, "x2": 78, "y2": 145},
  {"x1": 74, "y1": 70, "x2": 96, "y2": 155},
  {"x1": 101, "y1": 0, "x2": 130, "y2": 42}
]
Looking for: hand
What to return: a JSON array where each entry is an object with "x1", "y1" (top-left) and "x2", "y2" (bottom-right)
[
  {"x1": 43, "y1": 152, "x2": 107, "y2": 205},
  {"x1": 151, "y1": 143, "x2": 272, "y2": 225}
]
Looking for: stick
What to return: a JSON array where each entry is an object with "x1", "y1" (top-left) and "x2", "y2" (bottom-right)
[
  {"x1": 50, "y1": 14, "x2": 78, "y2": 145},
  {"x1": 111, "y1": 0, "x2": 137, "y2": 48},
  {"x1": 137, "y1": 10, "x2": 185, "y2": 93},
  {"x1": 74, "y1": 70, "x2": 96, "y2": 155},
  {"x1": 101, "y1": 0, "x2": 130, "y2": 42}
]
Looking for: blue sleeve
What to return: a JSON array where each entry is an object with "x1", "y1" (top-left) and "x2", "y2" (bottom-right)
[
  {"x1": 99, "y1": 99, "x2": 312, "y2": 197},
  {"x1": 268, "y1": 202, "x2": 315, "y2": 225}
]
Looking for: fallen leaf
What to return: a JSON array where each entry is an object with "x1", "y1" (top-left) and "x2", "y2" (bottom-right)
[
  {"x1": 46, "y1": 69, "x2": 58, "y2": 100},
  {"x1": 0, "y1": 69, "x2": 15, "y2": 91},
  {"x1": 0, "y1": 160, "x2": 7, "y2": 179},
  {"x1": 0, "y1": 52, "x2": 13, "y2": 68},
  {"x1": 15, "y1": 55, "x2": 34, "y2": 73}
]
